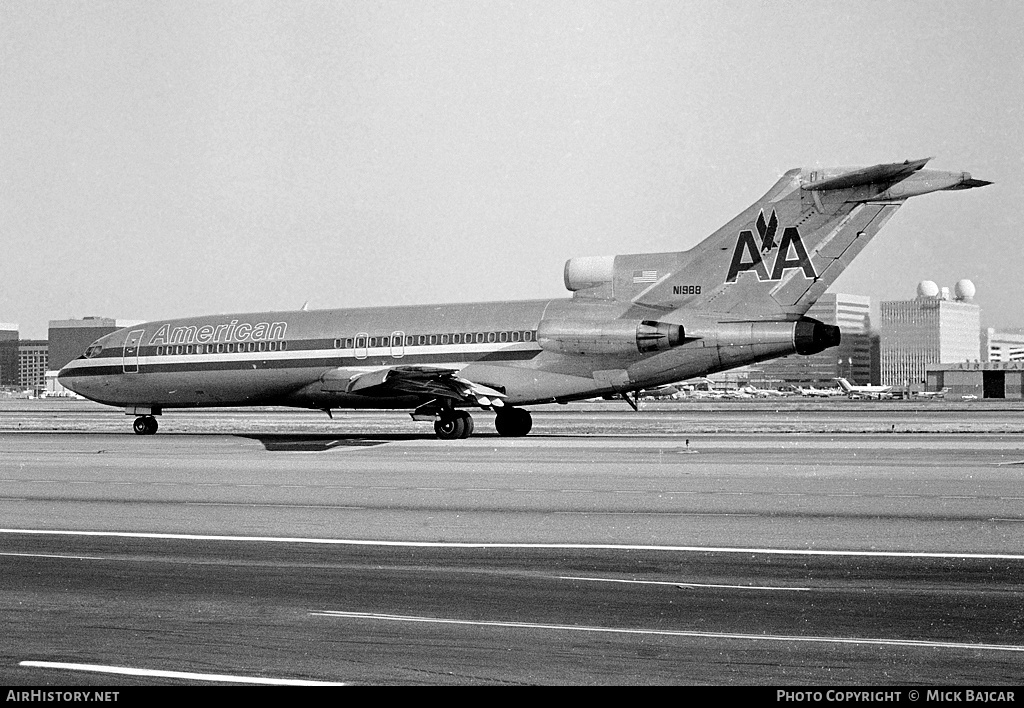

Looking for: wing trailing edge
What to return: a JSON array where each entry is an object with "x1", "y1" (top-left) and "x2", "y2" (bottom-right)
[{"x1": 332, "y1": 366, "x2": 508, "y2": 408}]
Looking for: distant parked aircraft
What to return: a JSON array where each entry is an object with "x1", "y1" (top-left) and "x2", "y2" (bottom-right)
[
  {"x1": 834, "y1": 378, "x2": 894, "y2": 399},
  {"x1": 798, "y1": 385, "x2": 842, "y2": 398}
]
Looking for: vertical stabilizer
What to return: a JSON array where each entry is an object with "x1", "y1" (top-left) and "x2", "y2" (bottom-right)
[{"x1": 592, "y1": 160, "x2": 988, "y2": 319}]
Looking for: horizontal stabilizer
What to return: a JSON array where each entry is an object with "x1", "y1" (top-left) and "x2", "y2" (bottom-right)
[
  {"x1": 947, "y1": 177, "x2": 993, "y2": 190},
  {"x1": 802, "y1": 158, "x2": 930, "y2": 191}
]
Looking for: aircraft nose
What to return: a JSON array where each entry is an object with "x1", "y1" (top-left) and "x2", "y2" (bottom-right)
[{"x1": 57, "y1": 362, "x2": 91, "y2": 397}]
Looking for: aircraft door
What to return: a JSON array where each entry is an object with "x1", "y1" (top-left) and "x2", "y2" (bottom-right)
[
  {"x1": 355, "y1": 332, "x2": 368, "y2": 360},
  {"x1": 391, "y1": 330, "x2": 405, "y2": 359},
  {"x1": 122, "y1": 329, "x2": 146, "y2": 373}
]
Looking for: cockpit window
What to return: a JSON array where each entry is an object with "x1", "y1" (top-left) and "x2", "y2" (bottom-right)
[{"x1": 84, "y1": 343, "x2": 103, "y2": 359}]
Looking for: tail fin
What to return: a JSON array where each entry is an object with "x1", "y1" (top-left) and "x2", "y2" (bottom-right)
[
  {"x1": 565, "y1": 160, "x2": 989, "y2": 319},
  {"x1": 834, "y1": 378, "x2": 853, "y2": 392}
]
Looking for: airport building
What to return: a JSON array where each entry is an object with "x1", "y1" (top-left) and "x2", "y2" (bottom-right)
[
  {"x1": 878, "y1": 280, "x2": 981, "y2": 387},
  {"x1": 982, "y1": 327, "x2": 1024, "y2": 362},
  {"x1": 746, "y1": 293, "x2": 874, "y2": 387},
  {"x1": 926, "y1": 361, "x2": 1024, "y2": 399}
]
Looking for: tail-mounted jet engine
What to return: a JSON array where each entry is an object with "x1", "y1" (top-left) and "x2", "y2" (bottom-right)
[
  {"x1": 538, "y1": 319, "x2": 683, "y2": 356},
  {"x1": 793, "y1": 318, "x2": 841, "y2": 355}
]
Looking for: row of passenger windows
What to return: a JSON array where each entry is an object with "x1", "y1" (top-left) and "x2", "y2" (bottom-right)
[
  {"x1": 149, "y1": 330, "x2": 537, "y2": 357},
  {"x1": 334, "y1": 330, "x2": 537, "y2": 349},
  {"x1": 154, "y1": 341, "x2": 288, "y2": 356}
]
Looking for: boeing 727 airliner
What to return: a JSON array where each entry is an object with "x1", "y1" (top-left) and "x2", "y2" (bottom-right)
[{"x1": 58, "y1": 159, "x2": 989, "y2": 439}]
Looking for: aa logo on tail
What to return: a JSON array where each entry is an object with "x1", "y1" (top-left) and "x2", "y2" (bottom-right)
[{"x1": 726, "y1": 209, "x2": 817, "y2": 283}]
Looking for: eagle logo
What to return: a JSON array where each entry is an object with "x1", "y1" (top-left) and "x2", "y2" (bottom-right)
[{"x1": 726, "y1": 209, "x2": 817, "y2": 283}]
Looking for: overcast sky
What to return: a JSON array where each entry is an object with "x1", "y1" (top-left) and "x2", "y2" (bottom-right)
[{"x1": 2, "y1": 1, "x2": 1021, "y2": 339}]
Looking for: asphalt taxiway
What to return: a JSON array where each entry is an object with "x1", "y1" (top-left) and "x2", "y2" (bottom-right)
[{"x1": 1, "y1": 400, "x2": 1022, "y2": 684}]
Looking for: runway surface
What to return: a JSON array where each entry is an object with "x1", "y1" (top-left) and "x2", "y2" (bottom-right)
[{"x1": 1, "y1": 400, "x2": 1023, "y2": 684}]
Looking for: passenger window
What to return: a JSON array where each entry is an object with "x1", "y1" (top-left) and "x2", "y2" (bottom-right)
[
  {"x1": 281, "y1": 341, "x2": 288, "y2": 351},
  {"x1": 487, "y1": 332, "x2": 495, "y2": 343},
  {"x1": 512, "y1": 331, "x2": 520, "y2": 342},
  {"x1": 452, "y1": 334, "x2": 461, "y2": 344},
  {"x1": 429, "y1": 334, "x2": 436, "y2": 345},
  {"x1": 441, "y1": 334, "x2": 449, "y2": 344},
  {"x1": 356, "y1": 337, "x2": 366, "y2": 348},
  {"x1": 499, "y1": 332, "x2": 508, "y2": 343},
  {"x1": 369, "y1": 337, "x2": 377, "y2": 347},
  {"x1": 186, "y1": 345, "x2": 193, "y2": 355}
]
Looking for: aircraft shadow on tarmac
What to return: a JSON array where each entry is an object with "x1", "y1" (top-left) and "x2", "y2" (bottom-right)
[{"x1": 236, "y1": 433, "x2": 421, "y2": 451}]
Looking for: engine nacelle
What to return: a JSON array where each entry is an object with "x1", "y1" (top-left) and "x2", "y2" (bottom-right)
[
  {"x1": 538, "y1": 318, "x2": 684, "y2": 356},
  {"x1": 794, "y1": 318, "x2": 842, "y2": 355},
  {"x1": 563, "y1": 256, "x2": 614, "y2": 292}
]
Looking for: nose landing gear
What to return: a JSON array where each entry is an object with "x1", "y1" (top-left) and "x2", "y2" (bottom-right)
[{"x1": 132, "y1": 416, "x2": 159, "y2": 435}]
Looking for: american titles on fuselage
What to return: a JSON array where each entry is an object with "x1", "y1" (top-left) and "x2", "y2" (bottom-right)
[
  {"x1": 726, "y1": 209, "x2": 817, "y2": 284},
  {"x1": 149, "y1": 319, "x2": 288, "y2": 346}
]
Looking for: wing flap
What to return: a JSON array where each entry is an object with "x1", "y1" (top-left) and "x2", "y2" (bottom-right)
[{"x1": 325, "y1": 366, "x2": 507, "y2": 407}]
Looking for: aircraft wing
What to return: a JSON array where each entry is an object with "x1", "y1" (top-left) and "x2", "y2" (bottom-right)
[{"x1": 333, "y1": 365, "x2": 508, "y2": 408}]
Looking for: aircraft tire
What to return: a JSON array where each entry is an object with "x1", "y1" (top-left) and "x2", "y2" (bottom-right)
[
  {"x1": 133, "y1": 416, "x2": 158, "y2": 435},
  {"x1": 457, "y1": 411, "x2": 474, "y2": 439},
  {"x1": 434, "y1": 415, "x2": 466, "y2": 441},
  {"x1": 495, "y1": 408, "x2": 532, "y2": 437}
]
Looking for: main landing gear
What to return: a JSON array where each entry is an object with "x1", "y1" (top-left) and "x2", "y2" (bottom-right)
[
  {"x1": 433, "y1": 410, "x2": 474, "y2": 440},
  {"x1": 494, "y1": 407, "x2": 532, "y2": 437},
  {"x1": 132, "y1": 415, "x2": 159, "y2": 435},
  {"x1": 425, "y1": 407, "x2": 533, "y2": 440}
]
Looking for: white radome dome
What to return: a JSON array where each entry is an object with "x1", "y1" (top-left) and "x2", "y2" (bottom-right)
[
  {"x1": 954, "y1": 279, "x2": 976, "y2": 301},
  {"x1": 917, "y1": 280, "x2": 940, "y2": 298}
]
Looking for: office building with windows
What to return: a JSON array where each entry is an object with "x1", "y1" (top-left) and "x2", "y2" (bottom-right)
[
  {"x1": 878, "y1": 280, "x2": 981, "y2": 387},
  {"x1": 18, "y1": 341, "x2": 48, "y2": 389},
  {"x1": 0, "y1": 324, "x2": 19, "y2": 386},
  {"x1": 982, "y1": 328, "x2": 1024, "y2": 363}
]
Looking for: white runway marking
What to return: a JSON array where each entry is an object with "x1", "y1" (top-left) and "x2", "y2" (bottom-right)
[
  {"x1": 2, "y1": 552, "x2": 104, "y2": 560},
  {"x1": 560, "y1": 575, "x2": 811, "y2": 591},
  {"x1": 3, "y1": 528, "x2": 1024, "y2": 560},
  {"x1": 310, "y1": 610, "x2": 1024, "y2": 653},
  {"x1": 19, "y1": 661, "x2": 346, "y2": 685}
]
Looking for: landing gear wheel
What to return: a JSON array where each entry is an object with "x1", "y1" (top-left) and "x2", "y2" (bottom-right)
[
  {"x1": 434, "y1": 414, "x2": 466, "y2": 440},
  {"x1": 495, "y1": 408, "x2": 532, "y2": 437},
  {"x1": 456, "y1": 411, "x2": 474, "y2": 439},
  {"x1": 133, "y1": 416, "x2": 158, "y2": 435}
]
